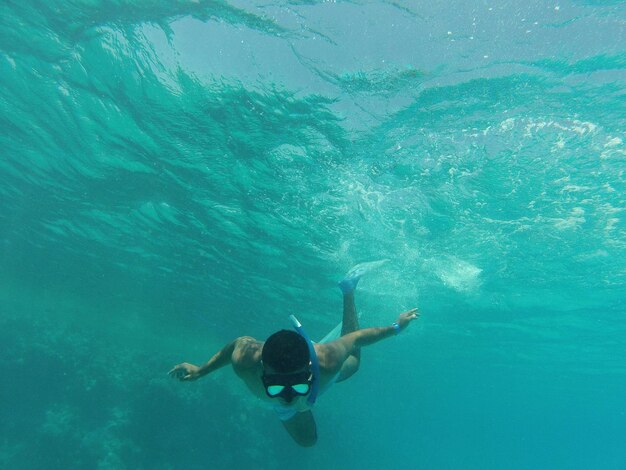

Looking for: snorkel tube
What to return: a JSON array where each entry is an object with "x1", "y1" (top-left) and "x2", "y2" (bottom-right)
[{"x1": 289, "y1": 315, "x2": 320, "y2": 406}]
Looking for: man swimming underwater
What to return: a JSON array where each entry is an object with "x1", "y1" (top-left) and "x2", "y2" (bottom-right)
[{"x1": 169, "y1": 266, "x2": 419, "y2": 446}]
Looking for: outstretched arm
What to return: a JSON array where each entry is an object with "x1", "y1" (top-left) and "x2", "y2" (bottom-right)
[
  {"x1": 331, "y1": 308, "x2": 419, "y2": 360},
  {"x1": 169, "y1": 338, "x2": 239, "y2": 381}
]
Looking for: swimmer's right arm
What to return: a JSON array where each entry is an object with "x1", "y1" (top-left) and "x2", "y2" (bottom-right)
[{"x1": 169, "y1": 338, "x2": 239, "y2": 381}]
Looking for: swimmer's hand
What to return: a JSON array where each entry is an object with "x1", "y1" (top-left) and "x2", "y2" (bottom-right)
[
  {"x1": 396, "y1": 308, "x2": 419, "y2": 331},
  {"x1": 168, "y1": 363, "x2": 201, "y2": 381}
]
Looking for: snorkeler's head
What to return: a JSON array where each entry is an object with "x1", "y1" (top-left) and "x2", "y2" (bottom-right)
[{"x1": 262, "y1": 329, "x2": 310, "y2": 373}]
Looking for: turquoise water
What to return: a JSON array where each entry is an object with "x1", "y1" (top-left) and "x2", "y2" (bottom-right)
[{"x1": 1, "y1": 0, "x2": 625, "y2": 468}]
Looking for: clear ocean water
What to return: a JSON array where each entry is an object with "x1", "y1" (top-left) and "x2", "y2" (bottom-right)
[{"x1": 1, "y1": 1, "x2": 625, "y2": 469}]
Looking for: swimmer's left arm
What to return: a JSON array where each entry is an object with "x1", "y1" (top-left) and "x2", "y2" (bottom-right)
[{"x1": 332, "y1": 308, "x2": 419, "y2": 357}]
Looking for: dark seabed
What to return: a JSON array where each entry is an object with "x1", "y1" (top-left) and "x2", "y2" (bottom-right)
[{"x1": 1, "y1": 1, "x2": 625, "y2": 469}]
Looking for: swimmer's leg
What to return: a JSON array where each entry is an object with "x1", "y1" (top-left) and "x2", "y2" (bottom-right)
[
  {"x1": 337, "y1": 259, "x2": 388, "y2": 335},
  {"x1": 337, "y1": 269, "x2": 363, "y2": 382},
  {"x1": 338, "y1": 261, "x2": 387, "y2": 333},
  {"x1": 341, "y1": 290, "x2": 360, "y2": 335},
  {"x1": 281, "y1": 410, "x2": 317, "y2": 447}
]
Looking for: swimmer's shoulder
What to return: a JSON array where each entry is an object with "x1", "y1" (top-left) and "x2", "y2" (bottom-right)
[
  {"x1": 314, "y1": 341, "x2": 344, "y2": 375},
  {"x1": 232, "y1": 336, "x2": 263, "y2": 369}
]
